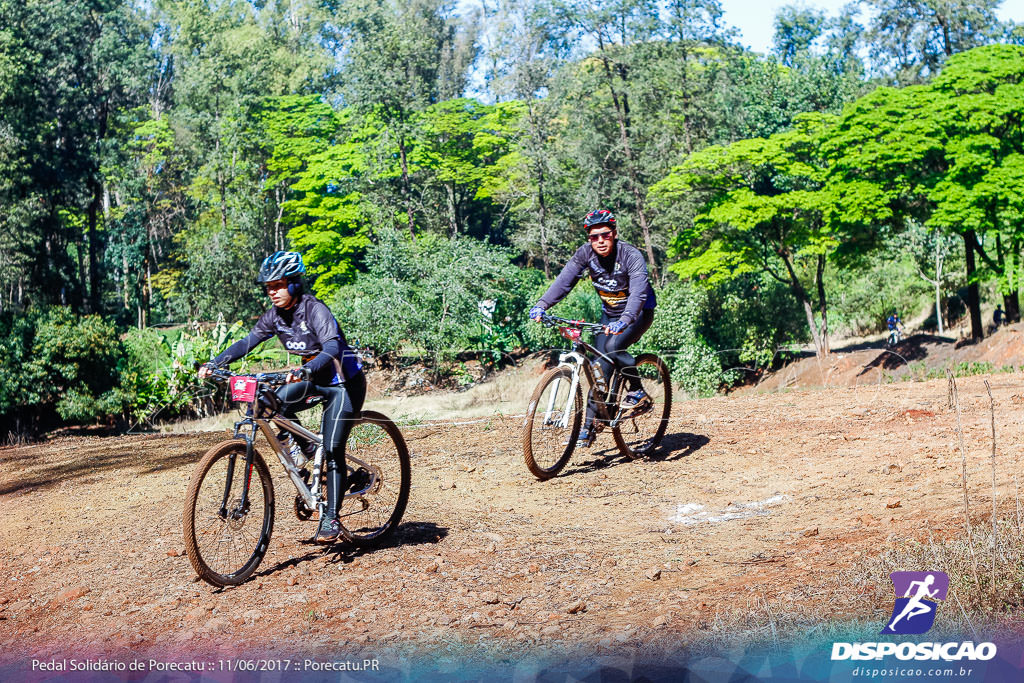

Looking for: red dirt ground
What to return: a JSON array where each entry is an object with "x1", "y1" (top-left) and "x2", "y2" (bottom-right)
[{"x1": 3, "y1": 365, "x2": 1022, "y2": 667}]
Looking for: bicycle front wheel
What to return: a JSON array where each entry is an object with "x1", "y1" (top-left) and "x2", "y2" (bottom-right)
[
  {"x1": 339, "y1": 411, "x2": 411, "y2": 547},
  {"x1": 183, "y1": 440, "x2": 275, "y2": 587},
  {"x1": 523, "y1": 366, "x2": 582, "y2": 480},
  {"x1": 613, "y1": 354, "x2": 672, "y2": 459}
]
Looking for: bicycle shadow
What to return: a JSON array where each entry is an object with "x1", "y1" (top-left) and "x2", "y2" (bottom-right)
[
  {"x1": 561, "y1": 430, "x2": 709, "y2": 476},
  {"x1": 249, "y1": 521, "x2": 449, "y2": 582},
  {"x1": 324, "y1": 521, "x2": 449, "y2": 565}
]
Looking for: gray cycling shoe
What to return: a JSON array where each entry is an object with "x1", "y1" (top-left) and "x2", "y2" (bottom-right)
[
  {"x1": 315, "y1": 516, "x2": 341, "y2": 544},
  {"x1": 623, "y1": 389, "x2": 651, "y2": 408},
  {"x1": 575, "y1": 426, "x2": 596, "y2": 448}
]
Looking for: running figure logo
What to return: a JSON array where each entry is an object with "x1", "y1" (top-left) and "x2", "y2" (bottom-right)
[{"x1": 881, "y1": 571, "x2": 950, "y2": 635}]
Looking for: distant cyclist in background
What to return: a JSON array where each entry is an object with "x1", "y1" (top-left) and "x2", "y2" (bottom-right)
[
  {"x1": 197, "y1": 251, "x2": 365, "y2": 544},
  {"x1": 994, "y1": 304, "x2": 1004, "y2": 329},
  {"x1": 529, "y1": 209, "x2": 656, "y2": 447},
  {"x1": 886, "y1": 311, "x2": 904, "y2": 347}
]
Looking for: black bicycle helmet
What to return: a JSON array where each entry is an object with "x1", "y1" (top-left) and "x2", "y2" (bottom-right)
[
  {"x1": 583, "y1": 209, "x2": 616, "y2": 230},
  {"x1": 257, "y1": 251, "x2": 305, "y2": 283}
]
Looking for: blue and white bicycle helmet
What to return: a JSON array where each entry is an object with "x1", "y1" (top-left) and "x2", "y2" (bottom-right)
[{"x1": 257, "y1": 251, "x2": 305, "y2": 283}]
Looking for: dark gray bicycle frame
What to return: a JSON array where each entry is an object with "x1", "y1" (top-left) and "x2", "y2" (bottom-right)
[{"x1": 221, "y1": 389, "x2": 374, "y2": 521}]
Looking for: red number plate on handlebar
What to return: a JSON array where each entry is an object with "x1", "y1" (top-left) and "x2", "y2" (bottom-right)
[
  {"x1": 230, "y1": 376, "x2": 257, "y2": 402},
  {"x1": 559, "y1": 326, "x2": 581, "y2": 342}
]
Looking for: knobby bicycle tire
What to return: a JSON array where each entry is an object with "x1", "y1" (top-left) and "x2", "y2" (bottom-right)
[
  {"x1": 523, "y1": 366, "x2": 582, "y2": 480},
  {"x1": 183, "y1": 440, "x2": 275, "y2": 587},
  {"x1": 612, "y1": 353, "x2": 672, "y2": 460},
  {"x1": 339, "y1": 410, "x2": 411, "y2": 547}
]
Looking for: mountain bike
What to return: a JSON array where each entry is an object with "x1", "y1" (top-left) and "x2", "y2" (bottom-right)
[
  {"x1": 886, "y1": 328, "x2": 902, "y2": 347},
  {"x1": 183, "y1": 368, "x2": 411, "y2": 587},
  {"x1": 522, "y1": 313, "x2": 672, "y2": 480}
]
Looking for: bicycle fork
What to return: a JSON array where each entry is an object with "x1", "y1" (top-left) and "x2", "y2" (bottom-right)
[
  {"x1": 545, "y1": 352, "x2": 585, "y2": 428},
  {"x1": 222, "y1": 420, "x2": 259, "y2": 521}
]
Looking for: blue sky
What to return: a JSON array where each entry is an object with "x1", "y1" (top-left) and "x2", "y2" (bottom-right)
[{"x1": 722, "y1": 0, "x2": 1024, "y2": 54}]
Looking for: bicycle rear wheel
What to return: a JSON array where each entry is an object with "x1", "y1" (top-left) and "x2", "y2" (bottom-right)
[
  {"x1": 523, "y1": 366, "x2": 582, "y2": 480},
  {"x1": 612, "y1": 354, "x2": 672, "y2": 459},
  {"x1": 183, "y1": 440, "x2": 275, "y2": 587},
  {"x1": 339, "y1": 411, "x2": 411, "y2": 547}
]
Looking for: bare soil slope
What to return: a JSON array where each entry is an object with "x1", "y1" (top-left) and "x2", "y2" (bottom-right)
[
  {"x1": 1, "y1": 373, "x2": 1022, "y2": 664},
  {"x1": 751, "y1": 322, "x2": 1024, "y2": 392}
]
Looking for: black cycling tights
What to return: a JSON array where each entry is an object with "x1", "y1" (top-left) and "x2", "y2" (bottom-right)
[
  {"x1": 275, "y1": 371, "x2": 366, "y2": 520},
  {"x1": 586, "y1": 308, "x2": 655, "y2": 426}
]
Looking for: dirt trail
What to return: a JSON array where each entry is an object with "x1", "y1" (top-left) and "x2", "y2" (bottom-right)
[{"x1": 1, "y1": 372, "x2": 1021, "y2": 664}]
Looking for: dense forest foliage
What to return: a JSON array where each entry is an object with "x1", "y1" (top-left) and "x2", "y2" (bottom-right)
[{"x1": 1, "y1": 0, "x2": 1022, "y2": 435}]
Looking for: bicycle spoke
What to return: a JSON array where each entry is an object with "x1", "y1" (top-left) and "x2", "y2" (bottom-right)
[
  {"x1": 185, "y1": 444, "x2": 274, "y2": 586},
  {"x1": 613, "y1": 355, "x2": 671, "y2": 459},
  {"x1": 524, "y1": 367, "x2": 580, "y2": 480},
  {"x1": 338, "y1": 415, "x2": 409, "y2": 544}
]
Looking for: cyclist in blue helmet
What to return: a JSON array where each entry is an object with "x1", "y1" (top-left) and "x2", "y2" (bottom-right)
[
  {"x1": 528, "y1": 210, "x2": 657, "y2": 447},
  {"x1": 198, "y1": 251, "x2": 364, "y2": 544}
]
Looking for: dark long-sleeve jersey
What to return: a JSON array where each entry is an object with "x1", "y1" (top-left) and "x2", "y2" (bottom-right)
[
  {"x1": 212, "y1": 293, "x2": 361, "y2": 386},
  {"x1": 536, "y1": 240, "x2": 656, "y2": 324}
]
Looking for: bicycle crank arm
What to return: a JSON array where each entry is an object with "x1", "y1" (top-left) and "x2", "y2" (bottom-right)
[{"x1": 609, "y1": 402, "x2": 653, "y2": 428}]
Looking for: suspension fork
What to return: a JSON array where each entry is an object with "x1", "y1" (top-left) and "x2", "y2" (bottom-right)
[
  {"x1": 223, "y1": 420, "x2": 258, "y2": 517},
  {"x1": 550, "y1": 351, "x2": 586, "y2": 428}
]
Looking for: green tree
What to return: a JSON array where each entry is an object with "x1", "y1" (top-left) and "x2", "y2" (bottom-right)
[
  {"x1": 0, "y1": 0, "x2": 152, "y2": 313},
  {"x1": 335, "y1": 0, "x2": 478, "y2": 238},
  {"x1": 260, "y1": 95, "x2": 372, "y2": 300},
  {"x1": 863, "y1": 0, "x2": 1004, "y2": 84},
  {"x1": 653, "y1": 114, "x2": 867, "y2": 357},
  {"x1": 825, "y1": 45, "x2": 1024, "y2": 338},
  {"x1": 772, "y1": 4, "x2": 826, "y2": 66}
]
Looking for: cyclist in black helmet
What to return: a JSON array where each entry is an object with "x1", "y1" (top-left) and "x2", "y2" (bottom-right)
[
  {"x1": 198, "y1": 250, "x2": 365, "y2": 544},
  {"x1": 529, "y1": 209, "x2": 657, "y2": 447}
]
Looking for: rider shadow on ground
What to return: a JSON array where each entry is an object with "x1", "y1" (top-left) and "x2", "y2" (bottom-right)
[
  {"x1": 324, "y1": 521, "x2": 449, "y2": 565},
  {"x1": 562, "y1": 431, "x2": 710, "y2": 477},
  {"x1": 249, "y1": 522, "x2": 449, "y2": 583}
]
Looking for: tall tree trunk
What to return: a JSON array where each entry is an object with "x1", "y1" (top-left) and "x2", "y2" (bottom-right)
[
  {"x1": 527, "y1": 100, "x2": 551, "y2": 278},
  {"x1": 1003, "y1": 292, "x2": 1020, "y2": 324},
  {"x1": 779, "y1": 248, "x2": 825, "y2": 357},
  {"x1": 815, "y1": 254, "x2": 830, "y2": 356},
  {"x1": 598, "y1": 55, "x2": 659, "y2": 281},
  {"x1": 964, "y1": 230, "x2": 983, "y2": 339},
  {"x1": 85, "y1": 100, "x2": 109, "y2": 315},
  {"x1": 446, "y1": 183, "x2": 457, "y2": 237},
  {"x1": 935, "y1": 241, "x2": 945, "y2": 334},
  {"x1": 75, "y1": 223, "x2": 86, "y2": 311},
  {"x1": 86, "y1": 177, "x2": 102, "y2": 314},
  {"x1": 398, "y1": 134, "x2": 415, "y2": 240},
  {"x1": 536, "y1": 164, "x2": 550, "y2": 278},
  {"x1": 800, "y1": 298, "x2": 824, "y2": 358}
]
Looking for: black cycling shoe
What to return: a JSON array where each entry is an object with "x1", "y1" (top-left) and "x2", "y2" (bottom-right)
[{"x1": 315, "y1": 516, "x2": 341, "y2": 544}]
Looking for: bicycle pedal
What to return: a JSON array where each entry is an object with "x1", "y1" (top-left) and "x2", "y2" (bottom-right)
[{"x1": 626, "y1": 403, "x2": 653, "y2": 419}]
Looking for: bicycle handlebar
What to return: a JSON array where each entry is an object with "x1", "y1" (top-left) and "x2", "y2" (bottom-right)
[
  {"x1": 539, "y1": 312, "x2": 604, "y2": 332},
  {"x1": 196, "y1": 362, "x2": 302, "y2": 385}
]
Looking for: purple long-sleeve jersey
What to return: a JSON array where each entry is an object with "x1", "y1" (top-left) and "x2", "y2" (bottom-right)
[
  {"x1": 213, "y1": 293, "x2": 361, "y2": 385},
  {"x1": 536, "y1": 240, "x2": 656, "y2": 324}
]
